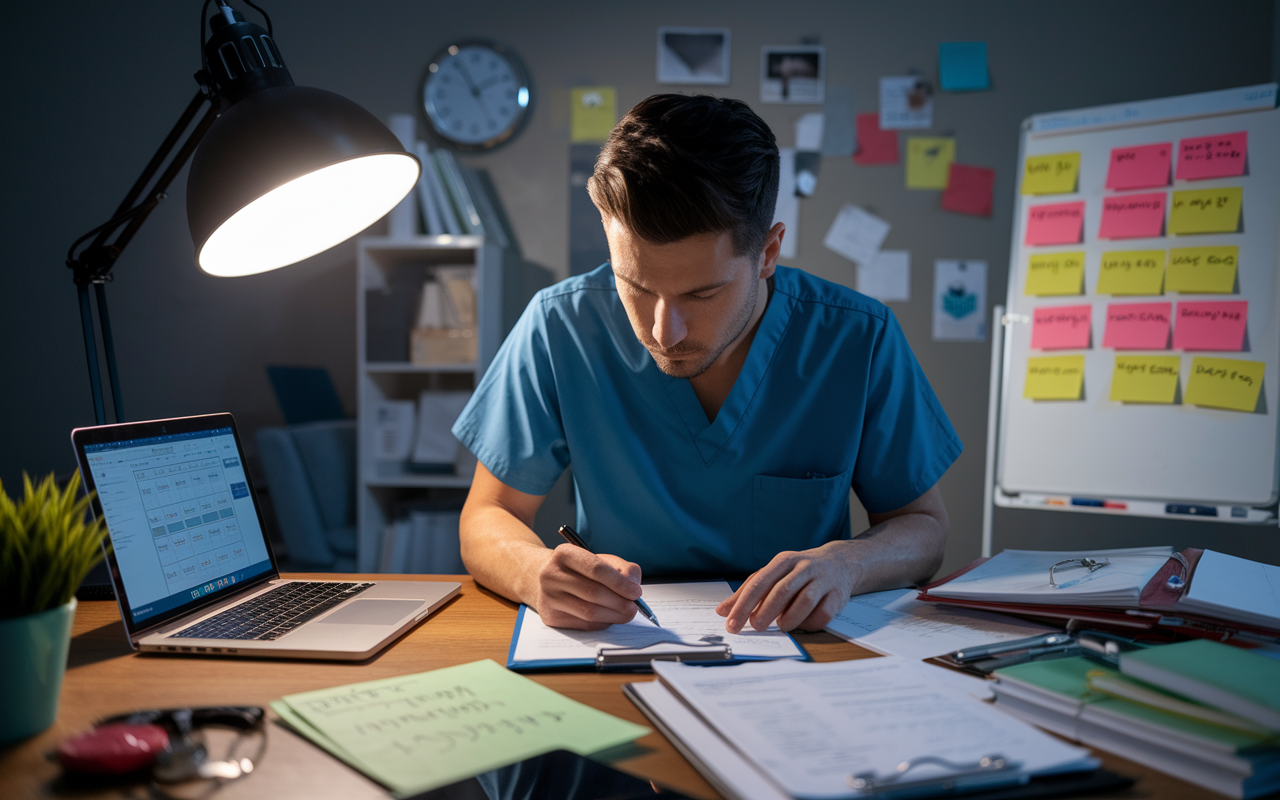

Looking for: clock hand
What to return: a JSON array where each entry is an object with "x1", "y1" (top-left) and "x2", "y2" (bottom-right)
[{"x1": 453, "y1": 60, "x2": 493, "y2": 116}]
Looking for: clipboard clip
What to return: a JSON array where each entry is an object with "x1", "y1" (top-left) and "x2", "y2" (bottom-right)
[
  {"x1": 595, "y1": 642, "x2": 733, "y2": 672},
  {"x1": 847, "y1": 754, "x2": 1022, "y2": 795}
]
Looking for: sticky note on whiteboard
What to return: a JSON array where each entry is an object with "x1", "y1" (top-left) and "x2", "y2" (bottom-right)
[
  {"x1": 1025, "y1": 356, "x2": 1085, "y2": 400},
  {"x1": 1111, "y1": 356, "x2": 1180, "y2": 404},
  {"x1": 1185, "y1": 357, "x2": 1264, "y2": 412},
  {"x1": 1106, "y1": 143, "x2": 1171, "y2": 190},
  {"x1": 1103, "y1": 302, "x2": 1171, "y2": 350},
  {"x1": 1167, "y1": 246, "x2": 1237, "y2": 293},
  {"x1": 1098, "y1": 193, "x2": 1166, "y2": 239},
  {"x1": 1173, "y1": 301, "x2": 1248, "y2": 352},
  {"x1": 1025, "y1": 252, "x2": 1085, "y2": 296},
  {"x1": 1021, "y1": 153, "x2": 1080, "y2": 195},
  {"x1": 1097, "y1": 251, "x2": 1165, "y2": 295},
  {"x1": 1025, "y1": 202, "x2": 1085, "y2": 245},
  {"x1": 1176, "y1": 131, "x2": 1247, "y2": 181},
  {"x1": 1031, "y1": 305, "x2": 1091, "y2": 350},
  {"x1": 1168, "y1": 187, "x2": 1243, "y2": 234}
]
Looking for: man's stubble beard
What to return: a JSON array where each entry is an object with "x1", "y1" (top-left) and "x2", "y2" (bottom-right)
[{"x1": 646, "y1": 275, "x2": 760, "y2": 380}]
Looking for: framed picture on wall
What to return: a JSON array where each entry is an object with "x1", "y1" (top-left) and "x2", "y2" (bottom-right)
[
  {"x1": 657, "y1": 27, "x2": 731, "y2": 85},
  {"x1": 760, "y1": 45, "x2": 825, "y2": 104}
]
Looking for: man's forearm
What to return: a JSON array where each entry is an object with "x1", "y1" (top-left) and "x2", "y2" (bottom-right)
[
  {"x1": 836, "y1": 509, "x2": 948, "y2": 594},
  {"x1": 459, "y1": 501, "x2": 552, "y2": 607}
]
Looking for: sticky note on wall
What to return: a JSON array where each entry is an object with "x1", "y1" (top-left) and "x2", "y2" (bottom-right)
[
  {"x1": 1098, "y1": 193, "x2": 1167, "y2": 239},
  {"x1": 905, "y1": 137, "x2": 955, "y2": 189},
  {"x1": 1025, "y1": 356, "x2": 1085, "y2": 400},
  {"x1": 1106, "y1": 143, "x2": 1171, "y2": 191},
  {"x1": 938, "y1": 42, "x2": 990, "y2": 91},
  {"x1": 571, "y1": 87, "x2": 617, "y2": 143},
  {"x1": 854, "y1": 113, "x2": 899, "y2": 165},
  {"x1": 941, "y1": 163, "x2": 995, "y2": 216},
  {"x1": 1097, "y1": 251, "x2": 1165, "y2": 295},
  {"x1": 1103, "y1": 302, "x2": 1171, "y2": 350},
  {"x1": 1185, "y1": 357, "x2": 1264, "y2": 412},
  {"x1": 1025, "y1": 202, "x2": 1085, "y2": 246},
  {"x1": 1025, "y1": 252, "x2": 1085, "y2": 296},
  {"x1": 1168, "y1": 187, "x2": 1243, "y2": 234},
  {"x1": 1174, "y1": 301, "x2": 1248, "y2": 351},
  {"x1": 1031, "y1": 305, "x2": 1091, "y2": 350},
  {"x1": 1111, "y1": 356, "x2": 1180, "y2": 403},
  {"x1": 1167, "y1": 246, "x2": 1238, "y2": 293},
  {"x1": 1176, "y1": 131, "x2": 1247, "y2": 181},
  {"x1": 1022, "y1": 153, "x2": 1080, "y2": 195}
]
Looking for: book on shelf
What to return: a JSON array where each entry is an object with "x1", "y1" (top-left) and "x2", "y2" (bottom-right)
[
  {"x1": 414, "y1": 140, "x2": 447, "y2": 236},
  {"x1": 433, "y1": 150, "x2": 484, "y2": 235},
  {"x1": 410, "y1": 270, "x2": 477, "y2": 365},
  {"x1": 410, "y1": 390, "x2": 472, "y2": 468},
  {"x1": 372, "y1": 399, "x2": 416, "y2": 462},
  {"x1": 380, "y1": 508, "x2": 464, "y2": 574}
]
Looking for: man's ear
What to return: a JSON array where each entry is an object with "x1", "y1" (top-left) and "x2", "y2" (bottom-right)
[{"x1": 758, "y1": 222, "x2": 785, "y2": 280}]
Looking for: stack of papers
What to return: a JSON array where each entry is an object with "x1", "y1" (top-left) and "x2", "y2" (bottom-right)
[
  {"x1": 928, "y1": 547, "x2": 1173, "y2": 608},
  {"x1": 1177, "y1": 550, "x2": 1280, "y2": 631}
]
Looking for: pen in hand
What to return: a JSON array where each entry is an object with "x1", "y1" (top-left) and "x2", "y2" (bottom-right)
[{"x1": 557, "y1": 525, "x2": 660, "y2": 626}]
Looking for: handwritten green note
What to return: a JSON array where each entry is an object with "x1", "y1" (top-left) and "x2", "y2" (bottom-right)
[{"x1": 272, "y1": 659, "x2": 649, "y2": 796}]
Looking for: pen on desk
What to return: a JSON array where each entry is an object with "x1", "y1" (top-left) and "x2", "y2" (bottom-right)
[
  {"x1": 557, "y1": 525, "x2": 660, "y2": 626},
  {"x1": 951, "y1": 632, "x2": 1074, "y2": 663}
]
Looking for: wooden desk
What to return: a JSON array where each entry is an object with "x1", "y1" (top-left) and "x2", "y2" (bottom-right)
[{"x1": 0, "y1": 575, "x2": 1213, "y2": 798}]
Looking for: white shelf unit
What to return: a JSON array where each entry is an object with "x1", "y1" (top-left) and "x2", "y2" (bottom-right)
[{"x1": 356, "y1": 235, "x2": 502, "y2": 571}]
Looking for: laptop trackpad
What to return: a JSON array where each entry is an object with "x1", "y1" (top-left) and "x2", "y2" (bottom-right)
[{"x1": 317, "y1": 599, "x2": 424, "y2": 625}]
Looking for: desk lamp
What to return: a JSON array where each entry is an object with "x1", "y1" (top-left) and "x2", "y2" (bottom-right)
[{"x1": 65, "y1": 0, "x2": 420, "y2": 425}]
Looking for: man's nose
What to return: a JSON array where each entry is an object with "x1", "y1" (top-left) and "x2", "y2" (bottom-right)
[{"x1": 652, "y1": 298, "x2": 688, "y2": 350}]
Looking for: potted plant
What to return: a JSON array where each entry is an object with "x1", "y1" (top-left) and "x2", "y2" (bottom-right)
[{"x1": 0, "y1": 472, "x2": 108, "y2": 743}]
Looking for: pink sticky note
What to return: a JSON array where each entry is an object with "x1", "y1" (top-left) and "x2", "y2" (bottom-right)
[
  {"x1": 941, "y1": 163, "x2": 995, "y2": 217},
  {"x1": 854, "y1": 113, "x2": 899, "y2": 165},
  {"x1": 1103, "y1": 302, "x2": 1172, "y2": 350},
  {"x1": 1098, "y1": 193, "x2": 1166, "y2": 239},
  {"x1": 1176, "y1": 131, "x2": 1247, "y2": 181},
  {"x1": 1031, "y1": 305, "x2": 1092, "y2": 350},
  {"x1": 1025, "y1": 201, "x2": 1084, "y2": 245},
  {"x1": 1106, "y1": 143, "x2": 1171, "y2": 190},
  {"x1": 1174, "y1": 301, "x2": 1248, "y2": 351}
]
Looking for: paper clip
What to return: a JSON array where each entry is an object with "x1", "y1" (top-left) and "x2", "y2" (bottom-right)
[{"x1": 847, "y1": 754, "x2": 1021, "y2": 794}]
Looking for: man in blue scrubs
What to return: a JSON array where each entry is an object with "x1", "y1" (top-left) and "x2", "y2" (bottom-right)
[{"x1": 453, "y1": 95, "x2": 962, "y2": 633}]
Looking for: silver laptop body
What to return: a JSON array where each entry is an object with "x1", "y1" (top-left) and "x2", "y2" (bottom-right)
[{"x1": 71, "y1": 413, "x2": 460, "y2": 661}]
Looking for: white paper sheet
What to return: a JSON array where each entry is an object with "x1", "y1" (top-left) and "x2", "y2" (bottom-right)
[
  {"x1": 795, "y1": 112, "x2": 825, "y2": 151},
  {"x1": 653, "y1": 657, "x2": 1096, "y2": 800},
  {"x1": 929, "y1": 547, "x2": 1172, "y2": 607},
  {"x1": 932, "y1": 259, "x2": 987, "y2": 342},
  {"x1": 511, "y1": 582, "x2": 806, "y2": 665},
  {"x1": 1178, "y1": 550, "x2": 1280, "y2": 630},
  {"x1": 879, "y1": 75, "x2": 933, "y2": 130},
  {"x1": 855, "y1": 249, "x2": 910, "y2": 302},
  {"x1": 372, "y1": 400, "x2": 416, "y2": 461},
  {"x1": 823, "y1": 204, "x2": 889, "y2": 268}
]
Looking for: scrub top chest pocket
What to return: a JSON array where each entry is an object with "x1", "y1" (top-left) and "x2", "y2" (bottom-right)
[{"x1": 751, "y1": 469, "x2": 853, "y2": 565}]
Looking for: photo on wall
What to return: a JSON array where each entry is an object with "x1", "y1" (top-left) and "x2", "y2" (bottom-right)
[
  {"x1": 657, "y1": 27, "x2": 731, "y2": 85},
  {"x1": 760, "y1": 45, "x2": 825, "y2": 104}
]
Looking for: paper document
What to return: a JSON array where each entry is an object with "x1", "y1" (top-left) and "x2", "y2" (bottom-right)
[
  {"x1": 271, "y1": 659, "x2": 648, "y2": 796},
  {"x1": 1178, "y1": 550, "x2": 1280, "y2": 630},
  {"x1": 653, "y1": 657, "x2": 1095, "y2": 799},
  {"x1": 928, "y1": 547, "x2": 1172, "y2": 607},
  {"x1": 826, "y1": 588, "x2": 1055, "y2": 661},
  {"x1": 510, "y1": 581, "x2": 806, "y2": 667},
  {"x1": 823, "y1": 204, "x2": 889, "y2": 268}
]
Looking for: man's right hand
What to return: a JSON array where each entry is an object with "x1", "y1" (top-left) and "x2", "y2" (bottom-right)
[{"x1": 532, "y1": 544, "x2": 643, "y2": 630}]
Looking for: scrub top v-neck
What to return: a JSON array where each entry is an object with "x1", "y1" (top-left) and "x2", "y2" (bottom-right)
[{"x1": 453, "y1": 264, "x2": 961, "y2": 577}]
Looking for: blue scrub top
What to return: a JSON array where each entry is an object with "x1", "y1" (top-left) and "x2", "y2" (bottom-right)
[{"x1": 453, "y1": 264, "x2": 962, "y2": 577}]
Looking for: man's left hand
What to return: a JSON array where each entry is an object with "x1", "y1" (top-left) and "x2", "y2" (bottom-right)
[{"x1": 715, "y1": 544, "x2": 856, "y2": 633}]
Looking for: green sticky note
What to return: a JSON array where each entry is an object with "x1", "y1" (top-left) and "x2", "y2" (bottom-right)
[{"x1": 276, "y1": 660, "x2": 649, "y2": 796}]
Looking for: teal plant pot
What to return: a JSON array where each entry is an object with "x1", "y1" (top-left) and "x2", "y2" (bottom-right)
[{"x1": 0, "y1": 598, "x2": 76, "y2": 743}]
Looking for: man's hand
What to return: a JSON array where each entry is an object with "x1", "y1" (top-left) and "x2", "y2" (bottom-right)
[
  {"x1": 532, "y1": 544, "x2": 643, "y2": 631},
  {"x1": 716, "y1": 543, "x2": 855, "y2": 633}
]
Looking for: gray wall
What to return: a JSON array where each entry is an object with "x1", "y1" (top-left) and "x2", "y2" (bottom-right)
[{"x1": 4, "y1": 0, "x2": 1278, "y2": 576}]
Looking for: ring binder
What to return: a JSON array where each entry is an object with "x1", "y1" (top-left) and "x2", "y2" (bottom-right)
[{"x1": 847, "y1": 754, "x2": 1023, "y2": 794}]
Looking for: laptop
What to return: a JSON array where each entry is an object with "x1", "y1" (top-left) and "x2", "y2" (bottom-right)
[{"x1": 71, "y1": 413, "x2": 460, "y2": 660}]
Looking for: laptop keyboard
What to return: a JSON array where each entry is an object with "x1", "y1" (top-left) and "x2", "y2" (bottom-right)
[{"x1": 173, "y1": 581, "x2": 374, "y2": 641}]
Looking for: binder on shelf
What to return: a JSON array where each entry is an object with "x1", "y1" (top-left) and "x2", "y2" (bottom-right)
[
  {"x1": 459, "y1": 166, "x2": 510, "y2": 249},
  {"x1": 422, "y1": 146, "x2": 463, "y2": 235},
  {"x1": 433, "y1": 150, "x2": 484, "y2": 235},
  {"x1": 413, "y1": 140, "x2": 446, "y2": 236}
]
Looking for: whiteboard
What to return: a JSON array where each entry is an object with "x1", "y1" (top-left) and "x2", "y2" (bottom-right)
[{"x1": 995, "y1": 85, "x2": 1280, "y2": 508}]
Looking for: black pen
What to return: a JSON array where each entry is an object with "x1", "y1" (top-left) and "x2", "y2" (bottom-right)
[{"x1": 558, "y1": 525, "x2": 660, "y2": 626}]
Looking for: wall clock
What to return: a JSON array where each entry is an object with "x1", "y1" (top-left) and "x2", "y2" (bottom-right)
[{"x1": 421, "y1": 41, "x2": 531, "y2": 151}]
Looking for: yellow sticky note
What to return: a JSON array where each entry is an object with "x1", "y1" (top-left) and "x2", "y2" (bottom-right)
[
  {"x1": 1025, "y1": 355, "x2": 1085, "y2": 400},
  {"x1": 1022, "y1": 152, "x2": 1080, "y2": 195},
  {"x1": 1025, "y1": 252, "x2": 1085, "y2": 296},
  {"x1": 1167, "y1": 246, "x2": 1238, "y2": 293},
  {"x1": 906, "y1": 137, "x2": 956, "y2": 190},
  {"x1": 1168, "y1": 187, "x2": 1243, "y2": 235},
  {"x1": 1111, "y1": 356, "x2": 1180, "y2": 403},
  {"x1": 1185, "y1": 357, "x2": 1264, "y2": 412},
  {"x1": 1097, "y1": 250, "x2": 1166, "y2": 295},
  {"x1": 570, "y1": 87, "x2": 617, "y2": 143}
]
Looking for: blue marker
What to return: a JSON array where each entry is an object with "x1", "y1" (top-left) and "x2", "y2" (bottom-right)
[{"x1": 1070, "y1": 497, "x2": 1105, "y2": 507}]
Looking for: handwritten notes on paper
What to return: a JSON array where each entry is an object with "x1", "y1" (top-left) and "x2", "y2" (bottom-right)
[
  {"x1": 1167, "y1": 246, "x2": 1238, "y2": 293},
  {"x1": 1098, "y1": 193, "x2": 1166, "y2": 239},
  {"x1": 1025, "y1": 252, "x2": 1085, "y2": 296},
  {"x1": 941, "y1": 163, "x2": 995, "y2": 216},
  {"x1": 1177, "y1": 131, "x2": 1247, "y2": 181},
  {"x1": 1111, "y1": 356, "x2": 1180, "y2": 404},
  {"x1": 1097, "y1": 250, "x2": 1165, "y2": 295},
  {"x1": 1174, "y1": 301, "x2": 1248, "y2": 351},
  {"x1": 1025, "y1": 202, "x2": 1084, "y2": 245},
  {"x1": 905, "y1": 137, "x2": 955, "y2": 189},
  {"x1": 270, "y1": 660, "x2": 649, "y2": 796},
  {"x1": 1025, "y1": 356, "x2": 1085, "y2": 400},
  {"x1": 1103, "y1": 303, "x2": 1171, "y2": 350},
  {"x1": 1169, "y1": 187, "x2": 1243, "y2": 234},
  {"x1": 1106, "y1": 143, "x2": 1171, "y2": 190},
  {"x1": 1186, "y1": 357, "x2": 1265, "y2": 412},
  {"x1": 854, "y1": 113, "x2": 899, "y2": 165},
  {"x1": 1032, "y1": 305, "x2": 1091, "y2": 350},
  {"x1": 1022, "y1": 153, "x2": 1080, "y2": 195}
]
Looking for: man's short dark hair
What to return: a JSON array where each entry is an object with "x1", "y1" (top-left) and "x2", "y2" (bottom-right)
[{"x1": 587, "y1": 94, "x2": 779, "y2": 258}]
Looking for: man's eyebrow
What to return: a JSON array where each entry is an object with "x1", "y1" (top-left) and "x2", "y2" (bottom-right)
[{"x1": 613, "y1": 271, "x2": 732, "y2": 296}]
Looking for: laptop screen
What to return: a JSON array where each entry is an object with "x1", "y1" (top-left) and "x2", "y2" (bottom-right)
[{"x1": 79, "y1": 423, "x2": 275, "y2": 626}]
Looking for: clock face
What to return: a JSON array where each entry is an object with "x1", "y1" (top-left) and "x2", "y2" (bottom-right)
[{"x1": 422, "y1": 43, "x2": 531, "y2": 150}]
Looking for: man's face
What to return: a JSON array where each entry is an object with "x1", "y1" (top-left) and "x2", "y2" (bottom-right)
[{"x1": 604, "y1": 217, "x2": 774, "y2": 379}]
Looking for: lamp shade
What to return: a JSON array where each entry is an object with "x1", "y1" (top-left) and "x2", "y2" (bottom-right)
[{"x1": 188, "y1": 85, "x2": 420, "y2": 277}]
